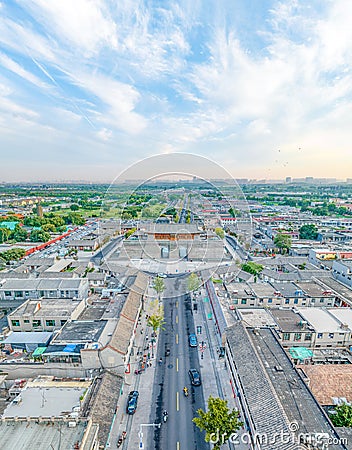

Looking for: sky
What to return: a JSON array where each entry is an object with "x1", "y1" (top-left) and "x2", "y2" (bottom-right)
[{"x1": 0, "y1": 0, "x2": 352, "y2": 182}]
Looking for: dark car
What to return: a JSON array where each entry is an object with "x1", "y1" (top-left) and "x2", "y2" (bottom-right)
[
  {"x1": 126, "y1": 390, "x2": 139, "y2": 414},
  {"x1": 189, "y1": 334, "x2": 198, "y2": 348},
  {"x1": 189, "y1": 369, "x2": 201, "y2": 386}
]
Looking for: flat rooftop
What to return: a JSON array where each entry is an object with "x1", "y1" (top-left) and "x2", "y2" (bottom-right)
[
  {"x1": 0, "y1": 419, "x2": 87, "y2": 450},
  {"x1": 270, "y1": 308, "x2": 313, "y2": 332},
  {"x1": 238, "y1": 308, "x2": 276, "y2": 328},
  {"x1": 298, "y1": 308, "x2": 348, "y2": 333},
  {"x1": 295, "y1": 281, "x2": 334, "y2": 297},
  {"x1": 329, "y1": 308, "x2": 352, "y2": 330},
  {"x1": 3, "y1": 386, "x2": 86, "y2": 418},
  {"x1": 248, "y1": 282, "x2": 277, "y2": 297},
  {"x1": 12, "y1": 298, "x2": 80, "y2": 318},
  {"x1": 318, "y1": 277, "x2": 352, "y2": 305},
  {"x1": 226, "y1": 282, "x2": 254, "y2": 297}
]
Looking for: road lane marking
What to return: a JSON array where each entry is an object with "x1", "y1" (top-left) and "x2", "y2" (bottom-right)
[
  {"x1": 176, "y1": 358, "x2": 179, "y2": 372},
  {"x1": 176, "y1": 333, "x2": 179, "y2": 344},
  {"x1": 177, "y1": 442, "x2": 180, "y2": 450},
  {"x1": 176, "y1": 315, "x2": 178, "y2": 324},
  {"x1": 176, "y1": 300, "x2": 178, "y2": 308},
  {"x1": 176, "y1": 392, "x2": 179, "y2": 411}
]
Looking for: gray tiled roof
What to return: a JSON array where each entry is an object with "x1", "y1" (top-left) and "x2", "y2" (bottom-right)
[{"x1": 227, "y1": 322, "x2": 345, "y2": 449}]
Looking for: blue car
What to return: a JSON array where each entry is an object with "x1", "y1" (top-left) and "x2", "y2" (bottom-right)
[
  {"x1": 189, "y1": 369, "x2": 201, "y2": 386},
  {"x1": 126, "y1": 391, "x2": 139, "y2": 414},
  {"x1": 189, "y1": 334, "x2": 198, "y2": 347}
]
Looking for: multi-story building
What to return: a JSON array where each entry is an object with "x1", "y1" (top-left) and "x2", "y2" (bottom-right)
[
  {"x1": 8, "y1": 298, "x2": 85, "y2": 332},
  {"x1": 0, "y1": 278, "x2": 89, "y2": 301}
]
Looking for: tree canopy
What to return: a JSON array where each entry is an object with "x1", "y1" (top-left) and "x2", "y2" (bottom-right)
[
  {"x1": 241, "y1": 261, "x2": 263, "y2": 276},
  {"x1": 187, "y1": 272, "x2": 201, "y2": 293},
  {"x1": 0, "y1": 247, "x2": 26, "y2": 262},
  {"x1": 30, "y1": 229, "x2": 51, "y2": 242},
  {"x1": 274, "y1": 233, "x2": 292, "y2": 253},
  {"x1": 330, "y1": 403, "x2": 352, "y2": 427},
  {"x1": 193, "y1": 396, "x2": 243, "y2": 450},
  {"x1": 147, "y1": 302, "x2": 165, "y2": 333},
  {"x1": 215, "y1": 227, "x2": 225, "y2": 239},
  {"x1": 153, "y1": 277, "x2": 165, "y2": 298},
  {"x1": 299, "y1": 224, "x2": 318, "y2": 240}
]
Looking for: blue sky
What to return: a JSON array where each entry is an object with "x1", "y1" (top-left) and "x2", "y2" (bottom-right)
[{"x1": 0, "y1": 0, "x2": 352, "y2": 181}]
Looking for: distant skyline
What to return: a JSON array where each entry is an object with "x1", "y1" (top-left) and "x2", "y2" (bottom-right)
[{"x1": 1, "y1": 1, "x2": 352, "y2": 181}]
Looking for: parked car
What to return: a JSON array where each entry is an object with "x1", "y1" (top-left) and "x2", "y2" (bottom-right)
[
  {"x1": 126, "y1": 391, "x2": 139, "y2": 414},
  {"x1": 157, "y1": 273, "x2": 167, "y2": 278},
  {"x1": 189, "y1": 334, "x2": 198, "y2": 348},
  {"x1": 189, "y1": 369, "x2": 201, "y2": 386}
]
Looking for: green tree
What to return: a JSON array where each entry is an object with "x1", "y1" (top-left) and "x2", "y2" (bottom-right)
[
  {"x1": 299, "y1": 224, "x2": 318, "y2": 240},
  {"x1": 30, "y1": 229, "x2": 51, "y2": 242},
  {"x1": 193, "y1": 396, "x2": 243, "y2": 450},
  {"x1": 42, "y1": 223, "x2": 56, "y2": 233},
  {"x1": 215, "y1": 227, "x2": 225, "y2": 239},
  {"x1": 124, "y1": 227, "x2": 137, "y2": 238},
  {"x1": 153, "y1": 277, "x2": 165, "y2": 302},
  {"x1": 63, "y1": 213, "x2": 85, "y2": 225},
  {"x1": 12, "y1": 225, "x2": 28, "y2": 242},
  {"x1": 187, "y1": 272, "x2": 201, "y2": 294},
  {"x1": 0, "y1": 247, "x2": 26, "y2": 262},
  {"x1": 241, "y1": 262, "x2": 263, "y2": 276},
  {"x1": 0, "y1": 227, "x2": 11, "y2": 244},
  {"x1": 70, "y1": 204, "x2": 79, "y2": 211},
  {"x1": 147, "y1": 308, "x2": 165, "y2": 334},
  {"x1": 274, "y1": 233, "x2": 292, "y2": 253},
  {"x1": 330, "y1": 403, "x2": 352, "y2": 427}
]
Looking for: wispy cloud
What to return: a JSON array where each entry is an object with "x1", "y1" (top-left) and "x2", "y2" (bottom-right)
[{"x1": 0, "y1": 0, "x2": 352, "y2": 180}]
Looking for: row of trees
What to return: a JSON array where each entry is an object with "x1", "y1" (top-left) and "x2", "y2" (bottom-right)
[
  {"x1": 0, "y1": 247, "x2": 26, "y2": 263},
  {"x1": 0, "y1": 224, "x2": 28, "y2": 243},
  {"x1": 0, "y1": 212, "x2": 86, "y2": 245},
  {"x1": 149, "y1": 273, "x2": 244, "y2": 449},
  {"x1": 272, "y1": 224, "x2": 319, "y2": 254}
]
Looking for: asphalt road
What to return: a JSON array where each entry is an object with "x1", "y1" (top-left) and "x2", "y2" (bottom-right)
[
  {"x1": 225, "y1": 235, "x2": 251, "y2": 261},
  {"x1": 90, "y1": 235, "x2": 123, "y2": 265},
  {"x1": 150, "y1": 278, "x2": 209, "y2": 450}
]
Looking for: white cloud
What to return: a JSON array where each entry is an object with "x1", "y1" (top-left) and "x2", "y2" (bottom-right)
[
  {"x1": 0, "y1": 52, "x2": 49, "y2": 89},
  {"x1": 62, "y1": 69, "x2": 147, "y2": 134},
  {"x1": 20, "y1": 0, "x2": 118, "y2": 56},
  {"x1": 97, "y1": 127, "x2": 112, "y2": 142}
]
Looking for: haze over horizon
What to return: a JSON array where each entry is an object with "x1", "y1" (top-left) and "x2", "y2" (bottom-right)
[{"x1": 1, "y1": 1, "x2": 352, "y2": 181}]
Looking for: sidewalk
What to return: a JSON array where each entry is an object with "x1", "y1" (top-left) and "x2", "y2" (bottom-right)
[{"x1": 111, "y1": 295, "x2": 159, "y2": 450}]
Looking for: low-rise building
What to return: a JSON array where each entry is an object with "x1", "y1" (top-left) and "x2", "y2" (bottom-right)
[
  {"x1": 333, "y1": 260, "x2": 352, "y2": 289},
  {"x1": 7, "y1": 298, "x2": 85, "y2": 332},
  {"x1": 0, "y1": 278, "x2": 89, "y2": 301},
  {"x1": 298, "y1": 308, "x2": 351, "y2": 349}
]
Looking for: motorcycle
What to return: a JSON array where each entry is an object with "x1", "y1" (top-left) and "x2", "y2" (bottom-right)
[
  {"x1": 183, "y1": 387, "x2": 189, "y2": 397},
  {"x1": 117, "y1": 431, "x2": 127, "y2": 447},
  {"x1": 163, "y1": 411, "x2": 168, "y2": 423}
]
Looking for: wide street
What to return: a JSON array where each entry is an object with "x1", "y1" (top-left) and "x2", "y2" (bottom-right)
[{"x1": 148, "y1": 277, "x2": 209, "y2": 450}]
